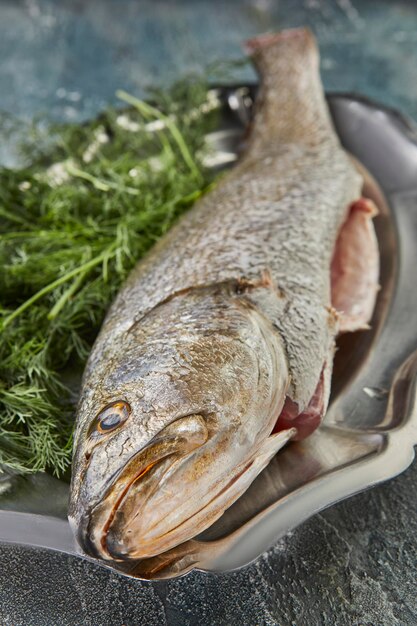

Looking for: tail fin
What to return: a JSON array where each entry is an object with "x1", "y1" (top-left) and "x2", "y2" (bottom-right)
[
  {"x1": 245, "y1": 27, "x2": 316, "y2": 56},
  {"x1": 244, "y1": 29, "x2": 335, "y2": 148}
]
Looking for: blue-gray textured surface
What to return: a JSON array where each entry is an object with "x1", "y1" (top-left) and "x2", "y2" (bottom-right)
[{"x1": 0, "y1": 1, "x2": 416, "y2": 625}]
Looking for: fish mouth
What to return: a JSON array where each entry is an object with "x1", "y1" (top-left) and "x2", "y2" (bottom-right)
[
  {"x1": 83, "y1": 418, "x2": 260, "y2": 561},
  {"x1": 78, "y1": 410, "x2": 294, "y2": 561},
  {"x1": 105, "y1": 453, "x2": 254, "y2": 561},
  {"x1": 101, "y1": 454, "x2": 180, "y2": 558},
  {"x1": 102, "y1": 426, "x2": 295, "y2": 561},
  {"x1": 82, "y1": 413, "x2": 209, "y2": 560}
]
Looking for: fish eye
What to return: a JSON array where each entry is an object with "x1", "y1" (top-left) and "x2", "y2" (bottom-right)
[{"x1": 95, "y1": 401, "x2": 130, "y2": 435}]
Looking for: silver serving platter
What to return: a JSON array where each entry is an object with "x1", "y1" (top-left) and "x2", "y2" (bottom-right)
[{"x1": 1, "y1": 86, "x2": 417, "y2": 581}]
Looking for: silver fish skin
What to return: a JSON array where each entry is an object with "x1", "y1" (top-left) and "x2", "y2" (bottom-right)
[{"x1": 69, "y1": 28, "x2": 366, "y2": 561}]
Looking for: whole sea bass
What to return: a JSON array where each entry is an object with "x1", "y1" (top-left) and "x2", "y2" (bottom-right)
[{"x1": 69, "y1": 29, "x2": 379, "y2": 561}]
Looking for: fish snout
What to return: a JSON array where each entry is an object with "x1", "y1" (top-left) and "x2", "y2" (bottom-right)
[
  {"x1": 79, "y1": 413, "x2": 209, "y2": 560},
  {"x1": 104, "y1": 425, "x2": 296, "y2": 561},
  {"x1": 101, "y1": 423, "x2": 254, "y2": 560}
]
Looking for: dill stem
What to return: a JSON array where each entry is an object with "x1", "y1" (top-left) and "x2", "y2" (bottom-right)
[
  {"x1": 2, "y1": 245, "x2": 118, "y2": 329},
  {"x1": 116, "y1": 93, "x2": 175, "y2": 162},
  {"x1": 47, "y1": 266, "x2": 88, "y2": 320},
  {"x1": 117, "y1": 90, "x2": 201, "y2": 179},
  {"x1": 66, "y1": 164, "x2": 110, "y2": 191},
  {"x1": 0, "y1": 207, "x2": 34, "y2": 228},
  {"x1": 67, "y1": 163, "x2": 140, "y2": 195}
]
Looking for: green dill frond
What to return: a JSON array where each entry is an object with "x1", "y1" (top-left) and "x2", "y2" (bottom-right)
[{"x1": 0, "y1": 77, "x2": 220, "y2": 477}]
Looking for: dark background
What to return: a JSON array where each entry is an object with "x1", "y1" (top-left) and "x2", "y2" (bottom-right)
[{"x1": 0, "y1": 1, "x2": 416, "y2": 624}]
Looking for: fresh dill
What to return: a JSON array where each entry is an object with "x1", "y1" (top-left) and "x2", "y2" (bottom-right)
[{"x1": 0, "y1": 78, "x2": 220, "y2": 477}]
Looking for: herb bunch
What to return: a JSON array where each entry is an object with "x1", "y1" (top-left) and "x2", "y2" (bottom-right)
[{"x1": 0, "y1": 79, "x2": 219, "y2": 477}]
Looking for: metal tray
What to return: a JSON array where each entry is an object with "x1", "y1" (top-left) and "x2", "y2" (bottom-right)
[{"x1": 1, "y1": 86, "x2": 417, "y2": 580}]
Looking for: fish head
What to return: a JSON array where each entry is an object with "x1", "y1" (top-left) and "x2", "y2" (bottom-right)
[{"x1": 69, "y1": 290, "x2": 290, "y2": 560}]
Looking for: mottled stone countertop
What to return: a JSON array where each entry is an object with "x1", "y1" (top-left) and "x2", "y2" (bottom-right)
[{"x1": 0, "y1": 1, "x2": 416, "y2": 624}]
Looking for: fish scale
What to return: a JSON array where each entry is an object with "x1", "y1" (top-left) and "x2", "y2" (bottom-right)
[{"x1": 86, "y1": 117, "x2": 361, "y2": 411}]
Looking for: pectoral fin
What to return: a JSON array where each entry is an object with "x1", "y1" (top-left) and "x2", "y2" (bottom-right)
[{"x1": 331, "y1": 197, "x2": 379, "y2": 333}]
